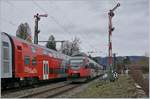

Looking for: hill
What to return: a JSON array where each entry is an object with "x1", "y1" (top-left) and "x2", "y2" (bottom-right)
[{"x1": 93, "y1": 56, "x2": 145, "y2": 66}]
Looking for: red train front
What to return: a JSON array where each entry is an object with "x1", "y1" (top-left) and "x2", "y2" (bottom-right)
[{"x1": 68, "y1": 55, "x2": 103, "y2": 82}]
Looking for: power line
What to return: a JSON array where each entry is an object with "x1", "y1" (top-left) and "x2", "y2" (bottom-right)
[
  {"x1": 2, "y1": 0, "x2": 105, "y2": 55},
  {"x1": 32, "y1": 0, "x2": 76, "y2": 49},
  {"x1": 48, "y1": 2, "x2": 75, "y2": 34},
  {"x1": 31, "y1": 0, "x2": 105, "y2": 54},
  {"x1": 2, "y1": 0, "x2": 15, "y2": 7},
  {"x1": 32, "y1": 0, "x2": 97, "y2": 50},
  {"x1": 1, "y1": 17, "x2": 17, "y2": 26},
  {"x1": 32, "y1": 0, "x2": 71, "y2": 34}
]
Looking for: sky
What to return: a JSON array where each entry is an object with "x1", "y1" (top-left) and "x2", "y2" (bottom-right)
[{"x1": 0, "y1": 0, "x2": 149, "y2": 57}]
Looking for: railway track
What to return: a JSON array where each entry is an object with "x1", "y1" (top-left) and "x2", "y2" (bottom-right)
[
  {"x1": 23, "y1": 84, "x2": 80, "y2": 98},
  {"x1": 2, "y1": 77, "x2": 101, "y2": 98},
  {"x1": 1, "y1": 81, "x2": 70, "y2": 98},
  {"x1": 1, "y1": 79, "x2": 65, "y2": 95},
  {"x1": 2, "y1": 81, "x2": 81, "y2": 98},
  {"x1": 47, "y1": 84, "x2": 80, "y2": 98}
]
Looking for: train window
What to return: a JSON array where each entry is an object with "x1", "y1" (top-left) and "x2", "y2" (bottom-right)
[
  {"x1": 70, "y1": 59, "x2": 83, "y2": 65},
  {"x1": 53, "y1": 53, "x2": 56, "y2": 58},
  {"x1": 32, "y1": 57, "x2": 36, "y2": 65},
  {"x1": 31, "y1": 46, "x2": 36, "y2": 53},
  {"x1": 48, "y1": 52, "x2": 53, "y2": 57},
  {"x1": 61, "y1": 61, "x2": 66, "y2": 67},
  {"x1": 54, "y1": 68, "x2": 65, "y2": 74},
  {"x1": 3, "y1": 47, "x2": 9, "y2": 60},
  {"x1": 49, "y1": 68, "x2": 53, "y2": 74},
  {"x1": 59, "y1": 69, "x2": 63, "y2": 74},
  {"x1": 2, "y1": 42, "x2": 10, "y2": 73},
  {"x1": 3, "y1": 61, "x2": 10, "y2": 73},
  {"x1": 44, "y1": 64, "x2": 46, "y2": 74},
  {"x1": 46, "y1": 64, "x2": 49, "y2": 74},
  {"x1": 89, "y1": 63, "x2": 94, "y2": 68},
  {"x1": 44, "y1": 64, "x2": 49, "y2": 74},
  {"x1": 43, "y1": 50, "x2": 49, "y2": 55},
  {"x1": 55, "y1": 53, "x2": 57, "y2": 58},
  {"x1": 25, "y1": 56, "x2": 30, "y2": 65},
  {"x1": 3, "y1": 41, "x2": 9, "y2": 47},
  {"x1": 56, "y1": 53, "x2": 59, "y2": 58}
]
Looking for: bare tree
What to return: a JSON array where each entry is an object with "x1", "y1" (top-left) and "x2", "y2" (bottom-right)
[
  {"x1": 61, "y1": 37, "x2": 81, "y2": 56},
  {"x1": 71, "y1": 37, "x2": 80, "y2": 56},
  {"x1": 61, "y1": 40, "x2": 72, "y2": 55},
  {"x1": 16, "y1": 22, "x2": 32, "y2": 43},
  {"x1": 46, "y1": 35, "x2": 57, "y2": 51}
]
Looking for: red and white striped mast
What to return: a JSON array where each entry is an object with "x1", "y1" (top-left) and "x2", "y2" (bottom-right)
[{"x1": 108, "y1": 3, "x2": 120, "y2": 69}]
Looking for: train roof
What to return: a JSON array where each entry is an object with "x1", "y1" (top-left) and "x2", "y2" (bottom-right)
[
  {"x1": 70, "y1": 56, "x2": 85, "y2": 60},
  {"x1": 2, "y1": 32, "x2": 71, "y2": 60},
  {"x1": 70, "y1": 55, "x2": 103, "y2": 68}
]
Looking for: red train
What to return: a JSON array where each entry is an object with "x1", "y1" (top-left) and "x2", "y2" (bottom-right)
[
  {"x1": 1, "y1": 32, "x2": 70, "y2": 88},
  {"x1": 68, "y1": 54, "x2": 104, "y2": 82},
  {"x1": 0, "y1": 32, "x2": 104, "y2": 88}
]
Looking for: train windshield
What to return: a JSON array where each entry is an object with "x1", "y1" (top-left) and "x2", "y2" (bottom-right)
[
  {"x1": 70, "y1": 59, "x2": 83, "y2": 65},
  {"x1": 70, "y1": 59, "x2": 83, "y2": 69}
]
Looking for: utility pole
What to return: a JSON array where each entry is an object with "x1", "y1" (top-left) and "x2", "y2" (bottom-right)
[
  {"x1": 38, "y1": 40, "x2": 65, "y2": 45},
  {"x1": 34, "y1": 13, "x2": 48, "y2": 44},
  {"x1": 108, "y1": 3, "x2": 120, "y2": 81},
  {"x1": 113, "y1": 53, "x2": 117, "y2": 72}
]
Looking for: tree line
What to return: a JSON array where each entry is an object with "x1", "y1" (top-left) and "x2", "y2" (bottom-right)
[{"x1": 16, "y1": 22, "x2": 80, "y2": 56}]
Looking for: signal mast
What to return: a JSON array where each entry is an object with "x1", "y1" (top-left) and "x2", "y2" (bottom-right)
[
  {"x1": 108, "y1": 2, "x2": 120, "y2": 81},
  {"x1": 34, "y1": 13, "x2": 48, "y2": 44}
]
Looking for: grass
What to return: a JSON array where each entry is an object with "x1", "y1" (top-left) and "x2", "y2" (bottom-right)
[{"x1": 71, "y1": 75, "x2": 138, "y2": 98}]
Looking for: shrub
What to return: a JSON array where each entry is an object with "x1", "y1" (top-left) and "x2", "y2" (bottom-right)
[
  {"x1": 142, "y1": 65, "x2": 149, "y2": 73},
  {"x1": 129, "y1": 66, "x2": 149, "y2": 96}
]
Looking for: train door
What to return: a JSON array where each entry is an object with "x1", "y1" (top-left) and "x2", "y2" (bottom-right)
[{"x1": 43, "y1": 61, "x2": 49, "y2": 80}]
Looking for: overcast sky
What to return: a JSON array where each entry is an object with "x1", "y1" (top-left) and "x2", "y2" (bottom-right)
[{"x1": 0, "y1": 0, "x2": 149, "y2": 57}]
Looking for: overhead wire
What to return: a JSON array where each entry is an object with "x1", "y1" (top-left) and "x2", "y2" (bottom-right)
[
  {"x1": 3, "y1": 0, "x2": 15, "y2": 7},
  {"x1": 31, "y1": 0, "x2": 75, "y2": 49},
  {"x1": 3, "y1": 0, "x2": 107, "y2": 56},
  {"x1": 32, "y1": 0, "x2": 91, "y2": 45},
  {"x1": 48, "y1": 1, "x2": 75, "y2": 34},
  {"x1": 0, "y1": 1, "x2": 17, "y2": 27},
  {"x1": 48, "y1": 1, "x2": 89, "y2": 51},
  {"x1": 32, "y1": 0, "x2": 71, "y2": 35},
  {"x1": 1, "y1": 17, "x2": 17, "y2": 26}
]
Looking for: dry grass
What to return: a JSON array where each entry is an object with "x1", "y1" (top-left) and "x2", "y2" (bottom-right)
[{"x1": 71, "y1": 75, "x2": 139, "y2": 98}]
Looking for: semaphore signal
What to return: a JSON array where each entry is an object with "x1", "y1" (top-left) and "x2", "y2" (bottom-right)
[{"x1": 107, "y1": 2, "x2": 120, "y2": 81}]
